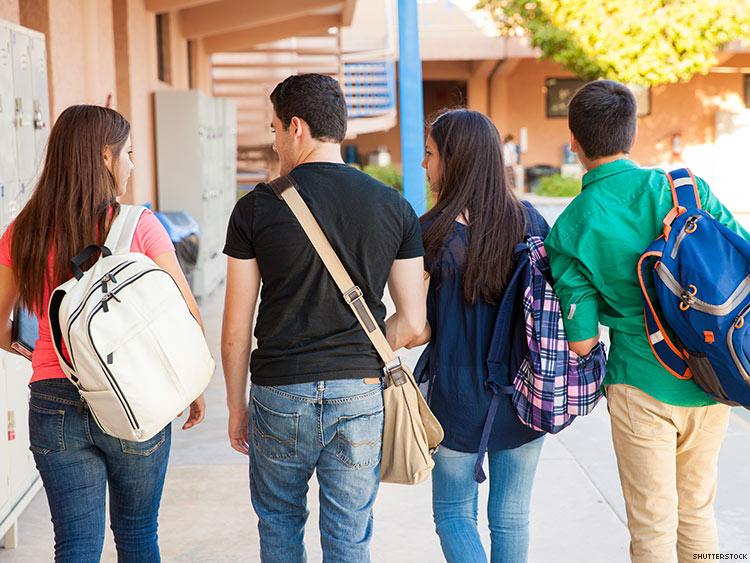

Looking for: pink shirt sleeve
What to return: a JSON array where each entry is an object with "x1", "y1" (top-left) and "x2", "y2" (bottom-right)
[
  {"x1": 0, "y1": 224, "x2": 14, "y2": 268},
  {"x1": 131, "y1": 210, "x2": 175, "y2": 259}
]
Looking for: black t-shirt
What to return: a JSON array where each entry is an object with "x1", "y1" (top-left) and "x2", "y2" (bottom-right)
[{"x1": 223, "y1": 162, "x2": 424, "y2": 386}]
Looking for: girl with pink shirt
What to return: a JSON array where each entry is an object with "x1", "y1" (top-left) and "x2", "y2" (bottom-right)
[{"x1": 0, "y1": 105, "x2": 205, "y2": 562}]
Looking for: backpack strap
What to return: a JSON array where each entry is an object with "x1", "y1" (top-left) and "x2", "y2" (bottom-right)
[
  {"x1": 637, "y1": 241, "x2": 692, "y2": 380},
  {"x1": 473, "y1": 240, "x2": 530, "y2": 483},
  {"x1": 105, "y1": 205, "x2": 146, "y2": 255},
  {"x1": 662, "y1": 169, "x2": 700, "y2": 239},
  {"x1": 667, "y1": 168, "x2": 701, "y2": 211}
]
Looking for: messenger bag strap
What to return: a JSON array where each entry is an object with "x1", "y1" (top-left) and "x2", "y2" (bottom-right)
[{"x1": 267, "y1": 174, "x2": 407, "y2": 385}]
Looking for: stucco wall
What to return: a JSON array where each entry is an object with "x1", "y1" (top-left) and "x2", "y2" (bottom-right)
[
  {"x1": 17, "y1": 0, "x2": 196, "y2": 207},
  {"x1": 0, "y1": 0, "x2": 18, "y2": 24},
  {"x1": 355, "y1": 55, "x2": 750, "y2": 182},
  {"x1": 493, "y1": 57, "x2": 750, "y2": 170},
  {"x1": 114, "y1": 3, "x2": 191, "y2": 206}
]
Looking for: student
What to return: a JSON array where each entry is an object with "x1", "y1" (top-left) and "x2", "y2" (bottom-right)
[
  {"x1": 413, "y1": 108, "x2": 547, "y2": 563},
  {"x1": 0, "y1": 105, "x2": 205, "y2": 562},
  {"x1": 545, "y1": 80, "x2": 745, "y2": 562},
  {"x1": 221, "y1": 73, "x2": 426, "y2": 563}
]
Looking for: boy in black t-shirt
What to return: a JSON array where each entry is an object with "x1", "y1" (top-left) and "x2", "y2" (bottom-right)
[{"x1": 221, "y1": 73, "x2": 427, "y2": 562}]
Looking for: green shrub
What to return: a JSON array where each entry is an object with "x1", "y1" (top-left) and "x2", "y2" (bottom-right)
[
  {"x1": 362, "y1": 165, "x2": 403, "y2": 192},
  {"x1": 536, "y1": 174, "x2": 582, "y2": 197},
  {"x1": 361, "y1": 164, "x2": 436, "y2": 210}
]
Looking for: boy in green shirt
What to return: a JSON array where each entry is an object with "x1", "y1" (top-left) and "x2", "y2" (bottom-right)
[{"x1": 545, "y1": 80, "x2": 745, "y2": 563}]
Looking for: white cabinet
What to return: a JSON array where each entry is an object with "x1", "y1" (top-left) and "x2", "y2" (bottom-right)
[
  {"x1": 0, "y1": 19, "x2": 48, "y2": 550},
  {"x1": 155, "y1": 90, "x2": 237, "y2": 300}
]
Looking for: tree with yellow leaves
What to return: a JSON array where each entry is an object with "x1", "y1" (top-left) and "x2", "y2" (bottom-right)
[{"x1": 478, "y1": 0, "x2": 750, "y2": 86}]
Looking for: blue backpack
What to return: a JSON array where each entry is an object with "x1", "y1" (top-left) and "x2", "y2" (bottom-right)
[{"x1": 639, "y1": 168, "x2": 750, "y2": 407}]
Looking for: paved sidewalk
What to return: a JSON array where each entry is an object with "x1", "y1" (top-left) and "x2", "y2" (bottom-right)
[{"x1": 2, "y1": 287, "x2": 749, "y2": 562}]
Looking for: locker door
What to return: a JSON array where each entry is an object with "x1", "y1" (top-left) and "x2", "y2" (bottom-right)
[
  {"x1": 29, "y1": 33, "x2": 49, "y2": 188},
  {"x1": 4, "y1": 181, "x2": 19, "y2": 225},
  {"x1": 11, "y1": 29, "x2": 36, "y2": 188},
  {"x1": 0, "y1": 353, "x2": 11, "y2": 517},
  {"x1": 0, "y1": 23, "x2": 17, "y2": 233},
  {"x1": 5, "y1": 353, "x2": 35, "y2": 500}
]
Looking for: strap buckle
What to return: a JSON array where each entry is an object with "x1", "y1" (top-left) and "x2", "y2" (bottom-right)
[
  {"x1": 344, "y1": 286, "x2": 364, "y2": 304},
  {"x1": 385, "y1": 357, "x2": 407, "y2": 386}
]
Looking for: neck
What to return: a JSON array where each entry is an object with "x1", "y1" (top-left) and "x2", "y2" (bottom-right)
[
  {"x1": 583, "y1": 152, "x2": 629, "y2": 171},
  {"x1": 294, "y1": 143, "x2": 344, "y2": 168}
]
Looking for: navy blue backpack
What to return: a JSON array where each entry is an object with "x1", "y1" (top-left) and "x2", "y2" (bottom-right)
[{"x1": 639, "y1": 168, "x2": 750, "y2": 407}]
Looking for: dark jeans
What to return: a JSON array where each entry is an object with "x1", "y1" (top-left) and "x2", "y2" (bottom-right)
[{"x1": 28, "y1": 379, "x2": 171, "y2": 563}]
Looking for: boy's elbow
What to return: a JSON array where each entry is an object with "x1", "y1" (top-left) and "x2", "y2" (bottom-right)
[{"x1": 405, "y1": 319, "x2": 429, "y2": 348}]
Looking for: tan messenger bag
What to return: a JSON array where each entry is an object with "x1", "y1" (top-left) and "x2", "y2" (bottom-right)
[{"x1": 268, "y1": 175, "x2": 444, "y2": 485}]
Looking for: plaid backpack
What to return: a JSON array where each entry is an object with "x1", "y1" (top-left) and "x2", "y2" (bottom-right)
[
  {"x1": 473, "y1": 235, "x2": 607, "y2": 482},
  {"x1": 513, "y1": 236, "x2": 607, "y2": 433}
]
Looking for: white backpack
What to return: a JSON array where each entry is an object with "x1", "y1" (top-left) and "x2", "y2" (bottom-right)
[{"x1": 48, "y1": 205, "x2": 215, "y2": 441}]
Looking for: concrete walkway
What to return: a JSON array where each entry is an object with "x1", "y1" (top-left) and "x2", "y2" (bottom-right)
[{"x1": 2, "y1": 287, "x2": 749, "y2": 562}]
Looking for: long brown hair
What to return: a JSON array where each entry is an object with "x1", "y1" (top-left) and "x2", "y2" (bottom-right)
[
  {"x1": 422, "y1": 109, "x2": 526, "y2": 305},
  {"x1": 11, "y1": 105, "x2": 130, "y2": 314}
]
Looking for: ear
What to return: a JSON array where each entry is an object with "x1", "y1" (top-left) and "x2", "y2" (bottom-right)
[
  {"x1": 103, "y1": 145, "x2": 114, "y2": 172},
  {"x1": 569, "y1": 132, "x2": 580, "y2": 154},
  {"x1": 290, "y1": 116, "x2": 306, "y2": 140}
]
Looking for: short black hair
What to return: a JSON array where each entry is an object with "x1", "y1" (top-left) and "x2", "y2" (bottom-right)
[
  {"x1": 568, "y1": 80, "x2": 637, "y2": 159},
  {"x1": 270, "y1": 74, "x2": 348, "y2": 143}
]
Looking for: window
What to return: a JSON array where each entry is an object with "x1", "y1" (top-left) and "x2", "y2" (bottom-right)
[
  {"x1": 156, "y1": 13, "x2": 171, "y2": 84},
  {"x1": 545, "y1": 78, "x2": 651, "y2": 118},
  {"x1": 545, "y1": 78, "x2": 585, "y2": 118},
  {"x1": 187, "y1": 41, "x2": 194, "y2": 89},
  {"x1": 745, "y1": 75, "x2": 750, "y2": 108}
]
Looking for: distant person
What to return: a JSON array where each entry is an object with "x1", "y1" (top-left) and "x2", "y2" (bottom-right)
[
  {"x1": 503, "y1": 134, "x2": 519, "y2": 189},
  {"x1": 414, "y1": 109, "x2": 547, "y2": 563},
  {"x1": 503, "y1": 134, "x2": 519, "y2": 167},
  {"x1": 0, "y1": 105, "x2": 205, "y2": 562},
  {"x1": 221, "y1": 73, "x2": 427, "y2": 562},
  {"x1": 545, "y1": 80, "x2": 746, "y2": 562}
]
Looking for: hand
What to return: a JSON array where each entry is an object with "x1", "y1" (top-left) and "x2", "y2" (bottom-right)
[
  {"x1": 181, "y1": 394, "x2": 206, "y2": 430},
  {"x1": 228, "y1": 406, "x2": 249, "y2": 455}
]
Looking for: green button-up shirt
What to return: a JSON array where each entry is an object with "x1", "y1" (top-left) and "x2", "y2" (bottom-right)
[{"x1": 545, "y1": 159, "x2": 750, "y2": 406}]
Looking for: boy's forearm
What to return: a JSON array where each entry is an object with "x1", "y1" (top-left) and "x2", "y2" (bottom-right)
[
  {"x1": 385, "y1": 312, "x2": 426, "y2": 350},
  {"x1": 405, "y1": 321, "x2": 431, "y2": 349},
  {"x1": 222, "y1": 341, "x2": 251, "y2": 412}
]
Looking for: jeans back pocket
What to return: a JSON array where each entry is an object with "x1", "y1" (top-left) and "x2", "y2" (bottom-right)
[
  {"x1": 251, "y1": 396, "x2": 299, "y2": 460},
  {"x1": 119, "y1": 427, "x2": 169, "y2": 456},
  {"x1": 29, "y1": 403, "x2": 66, "y2": 455},
  {"x1": 335, "y1": 409, "x2": 384, "y2": 469}
]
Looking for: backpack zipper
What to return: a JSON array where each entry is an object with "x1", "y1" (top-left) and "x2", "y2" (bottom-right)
[
  {"x1": 727, "y1": 305, "x2": 750, "y2": 384},
  {"x1": 85, "y1": 268, "x2": 168, "y2": 432},
  {"x1": 655, "y1": 263, "x2": 750, "y2": 316},
  {"x1": 670, "y1": 215, "x2": 701, "y2": 259},
  {"x1": 67, "y1": 261, "x2": 136, "y2": 334},
  {"x1": 65, "y1": 261, "x2": 137, "y2": 372}
]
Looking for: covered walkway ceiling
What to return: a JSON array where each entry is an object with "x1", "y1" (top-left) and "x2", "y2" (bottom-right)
[
  {"x1": 145, "y1": 0, "x2": 357, "y2": 52},
  {"x1": 145, "y1": 0, "x2": 364, "y2": 148}
]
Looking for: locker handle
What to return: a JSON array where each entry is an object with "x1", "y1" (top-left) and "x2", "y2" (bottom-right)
[
  {"x1": 14, "y1": 98, "x2": 24, "y2": 128},
  {"x1": 33, "y1": 100, "x2": 46, "y2": 130}
]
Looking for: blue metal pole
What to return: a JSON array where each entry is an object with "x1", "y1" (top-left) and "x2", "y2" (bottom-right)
[{"x1": 397, "y1": 0, "x2": 426, "y2": 214}]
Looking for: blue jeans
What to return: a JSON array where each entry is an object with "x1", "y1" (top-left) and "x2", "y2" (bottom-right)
[
  {"x1": 432, "y1": 438, "x2": 544, "y2": 563},
  {"x1": 28, "y1": 379, "x2": 171, "y2": 563},
  {"x1": 248, "y1": 379, "x2": 384, "y2": 563}
]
